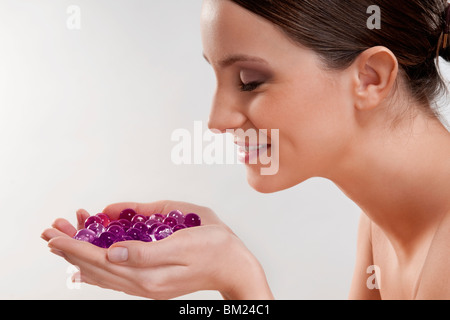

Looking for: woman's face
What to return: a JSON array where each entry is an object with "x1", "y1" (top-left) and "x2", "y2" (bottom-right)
[{"x1": 201, "y1": 0, "x2": 356, "y2": 193}]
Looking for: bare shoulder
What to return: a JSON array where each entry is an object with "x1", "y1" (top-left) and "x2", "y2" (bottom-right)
[{"x1": 416, "y1": 212, "x2": 450, "y2": 299}]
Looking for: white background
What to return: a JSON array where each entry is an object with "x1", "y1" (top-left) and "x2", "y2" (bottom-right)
[{"x1": 0, "y1": 0, "x2": 449, "y2": 300}]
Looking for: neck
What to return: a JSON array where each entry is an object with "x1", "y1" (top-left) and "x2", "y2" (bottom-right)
[{"x1": 327, "y1": 111, "x2": 450, "y2": 261}]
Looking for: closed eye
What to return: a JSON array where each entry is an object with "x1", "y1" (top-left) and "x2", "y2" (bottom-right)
[{"x1": 240, "y1": 81, "x2": 263, "y2": 92}]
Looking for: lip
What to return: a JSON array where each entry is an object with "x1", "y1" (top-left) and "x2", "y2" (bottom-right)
[
  {"x1": 236, "y1": 144, "x2": 271, "y2": 153},
  {"x1": 237, "y1": 144, "x2": 271, "y2": 164},
  {"x1": 234, "y1": 141, "x2": 269, "y2": 147}
]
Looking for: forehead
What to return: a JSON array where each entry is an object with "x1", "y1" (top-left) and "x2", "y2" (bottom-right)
[{"x1": 200, "y1": 0, "x2": 296, "y2": 65}]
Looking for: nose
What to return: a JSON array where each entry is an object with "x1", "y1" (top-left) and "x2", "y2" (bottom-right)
[{"x1": 207, "y1": 89, "x2": 247, "y2": 133}]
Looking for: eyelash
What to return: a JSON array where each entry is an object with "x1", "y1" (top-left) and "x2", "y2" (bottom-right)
[{"x1": 240, "y1": 81, "x2": 263, "y2": 92}]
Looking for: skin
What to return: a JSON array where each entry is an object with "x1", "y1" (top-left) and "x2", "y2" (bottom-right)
[{"x1": 42, "y1": 0, "x2": 450, "y2": 299}]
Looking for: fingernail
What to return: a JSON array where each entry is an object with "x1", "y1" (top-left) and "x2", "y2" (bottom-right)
[
  {"x1": 108, "y1": 247, "x2": 128, "y2": 263},
  {"x1": 42, "y1": 228, "x2": 60, "y2": 241}
]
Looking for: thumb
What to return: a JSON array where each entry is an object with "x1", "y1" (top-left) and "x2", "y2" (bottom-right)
[{"x1": 107, "y1": 237, "x2": 186, "y2": 267}]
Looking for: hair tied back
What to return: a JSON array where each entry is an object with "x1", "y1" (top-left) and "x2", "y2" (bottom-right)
[
  {"x1": 443, "y1": 3, "x2": 450, "y2": 49},
  {"x1": 437, "y1": 2, "x2": 450, "y2": 56}
]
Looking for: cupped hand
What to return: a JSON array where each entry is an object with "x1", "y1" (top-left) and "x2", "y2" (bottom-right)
[{"x1": 41, "y1": 200, "x2": 273, "y2": 300}]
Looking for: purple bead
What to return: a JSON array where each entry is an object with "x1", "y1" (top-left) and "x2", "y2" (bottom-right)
[
  {"x1": 131, "y1": 214, "x2": 148, "y2": 224},
  {"x1": 148, "y1": 213, "x2": 164, "y2": 222},
  {"x1": 107, "y1": 221, "x2": 123, "y2": 228},
  {"x1": 162, "y1": 217, "x2": 178, "y2": 228},
  {"x1": 145, "y1": 219, "x2": 158, "y2": 228},
  {"x1": 154, "y1": 224, "x2": 173, "y2": 241},
  {"x1": 97, "y1": 231, "x2": 116, "y2": 248},
  {"x1": 119, "y1": 208, "x2": 137, "y2": 221},
  {"x1": 107, "y1": 224, "x2": 125, "y2": 237},
  {"x1": 84, "y1": 216, "x2": 102, "y2": 228},
  {"x1": 126, "y1": 228, "x2": 142, "y2": 240},
  {"x1": 133, "y1": 222, "x2": 148, "y2": 233},
  {"x1": 147, "y1": 222, "x2": 162, "y2": 235},
  {"x1": 92, "y1": 238, "x2": 102, "y2": 247},
  {"x1": 73, "y1": 229, "x2": 96, "y2": 243},
  {"x1": 118, "y1": 219, "x2": 132, "y2": 230},
  {"x1": 87, "y1": 222, "x2": 105, "y2": 236},
  {"x1": 140, "y1": 234, "x2": 153, "y2": 242},
  {"x1": 167, "y1": 210, "x2": 185, "y2": 224},
  {"x1": 172, "y1": 224, "x2": 187, "y2": 232},
  {"x1": 114, "y1": 235, "x2": 133, "y2": 243},
  {"x1": 184, "y1": 213, "x2": 201, "y2": 227}
]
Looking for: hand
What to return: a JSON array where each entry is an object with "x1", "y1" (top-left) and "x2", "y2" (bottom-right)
[{"x1": 41, "y1": 200, "x2": 274, "y2": 300}]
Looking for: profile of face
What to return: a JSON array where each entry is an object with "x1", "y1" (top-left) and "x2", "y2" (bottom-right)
[{"x1": 201, "y1": 0, "x2": 359, "y2": 193}]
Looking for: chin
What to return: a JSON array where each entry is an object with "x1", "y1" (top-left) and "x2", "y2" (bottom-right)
[{"x1": 246, "y1": 167, "x2": 305, "y2": 194}]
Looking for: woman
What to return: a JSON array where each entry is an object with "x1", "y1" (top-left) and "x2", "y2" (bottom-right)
[{"x1": 42, "y1": 0, "x2": 450, "y2": 300}]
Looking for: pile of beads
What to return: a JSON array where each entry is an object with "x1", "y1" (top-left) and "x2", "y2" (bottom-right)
[{"x1": 73, "y1": 208, "x2": 201, "y2": 248}]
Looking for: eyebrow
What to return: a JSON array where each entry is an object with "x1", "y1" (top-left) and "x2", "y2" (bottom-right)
[{"x1": 203, "y1": 53, "x2": 268, "y2": 68}]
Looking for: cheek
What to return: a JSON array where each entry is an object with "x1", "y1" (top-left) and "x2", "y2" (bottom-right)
[{"x1": 251, "y1": 74, "x2": 353, "y2": 174}]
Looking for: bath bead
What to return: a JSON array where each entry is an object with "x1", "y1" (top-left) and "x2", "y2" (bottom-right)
[
  {"x1": 119, "y1": 208, "x2": 137, "y2": 221},
  {"x1": 131, "y1": 214, "x2": 148, "y2": 224},
  {"x1": 73, "y1": 210, "x2": 201, "y2": 246},
  {"x1": 147, "y1": 222, "x2": 162, "y2": 235},
  {"x1": 133, "y1": 222, "x2": 148, "y2": 233},
  {"x1": 140, "y1": 234, "x2": 153, "y2": 242},
  {"x1": 107, "y1": 224, "x2": 125, "y2": 237},
  {"x1": 87, "y1": 222, "x2": 105, "y2": 236},
  {"x1": 154, "y1": 224, "x2": 173, "y2": 241},
  {"x1": 118, "y1": 219, "x2": 132, "y2": 230},
  {"x1": 84, "y1": 216, "x2": 102, "y2": 228},
  {"x1": 114, "y1": 235, "x2": 133, "y2": 243},
  {"x1": 74, "y1": 229, "x2": 96, "y2": 243},
  {"x1": 92, "y1": 238, "x2": 102, "y2": 247},
  {"x1": 145, "y1": 219, "x2": 159, "y2": 228},
  {"x1": 126, "y1": 228, "x2": 142, "y2": 240},
  {"x1": 162, "y1": 217, "x2": 178, "y2": 228},
  {"x1": 107, "y1": 221, "x2": 123, "y2": 228},
  {"x1": 97, "y1": 231, "x2": 116, "y2": 248},
  {"x1": 167, "y1": 210, "x2": 185, "y2": 224},
  {"x1": 95, "y1": 213, "x2": 111, "y2": 227},
  {"x1": 184, "y1": 213, "x2": 201, "y2": 227},
  {"x1": 172, "y1": 224, "x2": 187, "y2": 232},
  {"x1": 148, "y1": 213, "x2": 164, "y2": 222}
]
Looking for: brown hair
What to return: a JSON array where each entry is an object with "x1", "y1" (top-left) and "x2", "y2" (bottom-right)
[{"x1": 230, "y1": 0, "x2": 450, "y2": 120}]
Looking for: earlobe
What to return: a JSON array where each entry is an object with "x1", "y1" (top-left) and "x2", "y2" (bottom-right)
[{"x1": 353, "y1": 46, "x2": 398, "y2": 111}]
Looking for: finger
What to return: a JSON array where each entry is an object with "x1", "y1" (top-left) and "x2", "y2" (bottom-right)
[
  {"x1": 52, "y1": 218, "x2": 77, "y2": 237},
  {"x1": 102, "y1": 200, "x2": 171, "y2": 220},
  {"x1": 76, "y1": 209, "x2": 90, "y2": 230},
  {"x1": 48, "y1": 235, "x2": 109, "y2": 267},
  {"x1": 41, "y1": 227, "x2": 71, "y2": 242},
  {"x1": 107, "y1": 232, "x2": 188, "y2": 267},
  {"x1": 48, "y1": 235, "x2": 137, "y2": 278},
  {"x1": 47, "y1": 235, "x2": 149, "y2": 296},
  {"x1": 102, "y1": 200, "x2": 220, "y2": 225}
]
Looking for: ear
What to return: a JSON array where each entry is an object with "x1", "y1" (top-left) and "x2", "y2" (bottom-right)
[{"x1": 352, "y1": 46, "x2": 398, "y2": 111}]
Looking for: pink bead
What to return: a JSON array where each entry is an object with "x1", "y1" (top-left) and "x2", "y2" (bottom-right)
[
  {"x1": 119, "y1": 208, "x2": 137, "y2": 221},
  {"x1": 167, "y1": 210, "x2": 185, "y2": 224},
  {"x1": 184, "y1": 213, "x2": 201, "y2": 227},
  {"x1": 95, "y1": 213, "x2": 111, "y2": 227},
  {"x1": 84, "y1": 215, "x2": 102, "y2": 228}
]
